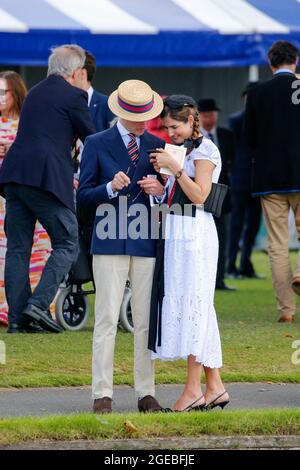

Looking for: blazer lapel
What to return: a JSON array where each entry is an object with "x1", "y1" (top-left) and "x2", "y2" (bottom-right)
[
  {"x1": 104, "y1": 124, "x2": 132, "y2": 173},
  {"x1": 103, "y1": 129, "x2": 157, "y2": 194}
]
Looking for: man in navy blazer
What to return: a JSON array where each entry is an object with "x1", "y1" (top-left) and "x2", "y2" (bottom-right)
[
  {"x1": 245, "y1": 40, "x2": 300, "y2": 323},
  {"x1": 227, "y1": 82, "x2": 262, "y2": 279},
  {"x1": 0, "y1": 44, "x2": 95, "y2": 334},
  {"x1": 77, "y1": 79, "x2": 165, "y2": 414},
  {"x1": 81, "y1": 51, "x2": 114, "y2": 132},
  {"x1": 198, "y1": 98, "x2": 236, "y2": 291}
]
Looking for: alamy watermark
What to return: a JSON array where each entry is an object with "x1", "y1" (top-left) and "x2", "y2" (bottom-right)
[
  {"x1": 291, "y1": 79, "x2": 300, "y2": 105},
  {"x1": 95, "y1": 196, "x2": 202, "y2": 242},
  {"x1": 0, "y1": 340, "x2": 6, "y2": 365},
  {"x1": 291, "y1": 339, "x2": 300, "y2": 365}
]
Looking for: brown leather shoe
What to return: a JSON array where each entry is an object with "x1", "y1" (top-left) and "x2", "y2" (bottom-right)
[
  {"x1": 278, "y1": 315, "x2": 294, "y2": 323},
  {"x1": 292, "y1": 277, "x2": 300, "y2": 295},
  {"x1": 138, "y1": 395, "x2": 163, "y2": 413},
  {"x1": 93, "y1": 397, "x2": 112, "y2": 414}
]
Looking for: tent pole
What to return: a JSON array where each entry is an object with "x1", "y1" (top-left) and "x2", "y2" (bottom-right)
[
  {"x1": 19, "y1": 65, "x2": 27, "y2": 85},
  {"x1": 249, "y1": 65, "x2": 259, "y2": 82}
]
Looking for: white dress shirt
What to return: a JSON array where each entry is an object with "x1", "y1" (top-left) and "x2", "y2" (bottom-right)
[
  {"x1": 87, "y1": 86, "x2": 94, "y2": 106},
  {"x1": 274, "y1": 69, "x2": 295, "y2": 75}
]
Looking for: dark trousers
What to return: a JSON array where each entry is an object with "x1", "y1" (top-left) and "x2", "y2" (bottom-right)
[
  {"x1": 227, "y1": 190, "x2": 261, "y2": 275},
  {"x1": 4, "y1": 183, "x2": 79, "y2": 324},
  {"x1": 214, "y1": 213, "x2": 229, "y2": 287}
]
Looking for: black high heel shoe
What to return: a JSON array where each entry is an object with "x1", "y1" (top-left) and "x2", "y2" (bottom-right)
[
  {"x1": 161, "y1": 407, "x2": 173, "y2": 413},
  {"x1": 175, "y1": 395, "x2": 206, "y2": 412},
  {"x1": 204, "y1": 391, "x2": 230, "y2": 411}
]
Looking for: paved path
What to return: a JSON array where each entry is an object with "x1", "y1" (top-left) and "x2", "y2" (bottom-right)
[
  {"x1": 3, "y1": 436, "x2": 300, "y2": 450},
  {"x1": 0, "y1": 382, "x2": 299, "y2": 417}
]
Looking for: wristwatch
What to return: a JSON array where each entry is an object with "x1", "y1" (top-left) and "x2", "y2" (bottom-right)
[{"x1": 174, "y1": 169, "x2": 184, "y2": 180}]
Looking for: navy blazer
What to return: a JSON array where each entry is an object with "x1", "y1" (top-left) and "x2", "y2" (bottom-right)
[
  {"x1": 229, "y1": 110, "x2": 253, "y2": 192},
  {"x1": 245, "y1": 73, "x2": 300, "y2": 195},
  {"x1": 0, "y1": 75, "x2": 95, "y2": 211},
  {"x1": 77, "y1": 125, "x2": 164, "y2": 257},
  {"x1": 89, "y1": 89, "x2": 115, "y2": 132},
  {"x1": 216, "y1": 126, "x2": 235, "y2": 213}
]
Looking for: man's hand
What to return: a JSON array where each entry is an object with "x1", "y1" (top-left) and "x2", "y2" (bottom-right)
[
  {"x1": 111, "y1": 171, "x2": 131, "y2": 192},
  {"x1": 149, "y1": 155, "x2": 161, "y2": 173},
  {"x1": 137, "y1": 176, "x2": 164, "y2": 196}
]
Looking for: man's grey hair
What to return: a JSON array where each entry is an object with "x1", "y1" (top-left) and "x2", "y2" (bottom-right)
[{"x1": 47, "y1": 44, "x2": 85, "y2": 78}]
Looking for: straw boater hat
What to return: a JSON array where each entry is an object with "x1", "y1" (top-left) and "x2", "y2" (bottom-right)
[{"x1": 108, "y1": 79, "x2": 163, "y2": 122}]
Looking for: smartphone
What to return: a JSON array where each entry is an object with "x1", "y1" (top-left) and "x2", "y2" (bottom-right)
[{"x1": 146, "y1": 148, "x2": 162, "y2": 154}]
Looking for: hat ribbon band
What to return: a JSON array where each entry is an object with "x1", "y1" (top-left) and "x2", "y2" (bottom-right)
[{"x1": 118, "y1": 95, "x2": 154, "y2": 114}]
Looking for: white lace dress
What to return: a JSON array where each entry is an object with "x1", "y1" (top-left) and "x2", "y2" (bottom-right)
[{"x1": 152, "y1": 138, "x2": 223, "y2": 368}]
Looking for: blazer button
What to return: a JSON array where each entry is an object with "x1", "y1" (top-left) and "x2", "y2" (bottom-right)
[{"x1": 127, "y1": 193, "x2": 131, "y2": 198}]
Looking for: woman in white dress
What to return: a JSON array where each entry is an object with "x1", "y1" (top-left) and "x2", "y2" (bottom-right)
[{"x1": 148, "y1": 95, "x2": 229, "y2": 412}]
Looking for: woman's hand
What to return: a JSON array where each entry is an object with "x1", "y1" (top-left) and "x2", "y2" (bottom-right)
[
  {"x1": 150, "y1": 149, "x2": 181, "y2": 175},
  {"x1": 0, "y1": 141, "x2": 13, "y2": 158},
  {"x1": 4, "y1": 141, "x2": 12, "y2": 153},
  {"x1": 0, "y1": 144, "x2": 6, "y2": 158},
  {"x1": 137, "y1": 176, "x2": 165, "y2": 196}
]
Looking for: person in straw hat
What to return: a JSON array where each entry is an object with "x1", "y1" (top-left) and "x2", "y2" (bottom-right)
[{"x1": 77, "y1": 79, "x2": 167, "y2": 413}]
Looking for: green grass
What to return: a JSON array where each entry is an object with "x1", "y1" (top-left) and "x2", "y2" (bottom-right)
[
  {"x1": 0, "y1": 252, "x2": 300, "y2": 388},
  {"x1": 1, "y1": 410, "x2": 300, "y2": 446}
]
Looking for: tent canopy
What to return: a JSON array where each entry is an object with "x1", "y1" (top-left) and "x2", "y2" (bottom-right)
[{"x1": 0, "y1": 0, "x2": 300, "y2": 66}]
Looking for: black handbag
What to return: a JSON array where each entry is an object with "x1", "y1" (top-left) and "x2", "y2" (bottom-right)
[
  {"x1": 176, "y1": 137, "x2": 228, "y2": 218},
  {"x1": 203, "y1": 182, "x2": 228, "y2": 218},
  {"x1": 171, "y1": 179, "x2": 228, "y2": 218}
]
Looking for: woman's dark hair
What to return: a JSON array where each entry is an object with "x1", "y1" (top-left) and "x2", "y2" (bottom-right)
[
  {"x1": 83, "y1": 51, "x2": 96, "y2": 83},
  {"x1": 268, "y1": 41, "x2": 299, "y2": 68},
  {"x1": 161, "y1": 94, "x2": 200, "y2": 140},
  {"x1": 0, "y1": 70, "x2": 27, "y2": 117}
]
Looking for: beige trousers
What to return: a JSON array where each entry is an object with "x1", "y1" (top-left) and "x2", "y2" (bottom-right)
[
  {"x1": 261, "y1": 193, "x2": 300, "y2": 317},
  {"x1": 92, "y1": 254, "x2": 156, "y2": 399}
]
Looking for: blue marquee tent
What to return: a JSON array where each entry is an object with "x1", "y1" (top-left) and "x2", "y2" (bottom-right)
[{"x1": 0, "y1": 0, "x2": 300, "y2": 66}]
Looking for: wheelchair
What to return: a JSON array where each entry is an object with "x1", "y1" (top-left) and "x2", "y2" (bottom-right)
[{"x1": 54, "y1": 208, "x2": 133, "y2": 333}]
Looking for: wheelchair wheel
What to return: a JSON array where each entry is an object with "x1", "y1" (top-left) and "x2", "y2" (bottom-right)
[
  {"x1": 55, "y1": 285, "x2": 89, "y2": 331},
  {"x1": 119, "y1": 283, "x2": 134, "y2": 333}
]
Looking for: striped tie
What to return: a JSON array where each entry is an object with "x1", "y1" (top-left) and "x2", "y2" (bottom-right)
[{"x1": 127, "y1": 133, "x2": 139, "y2": 165}]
